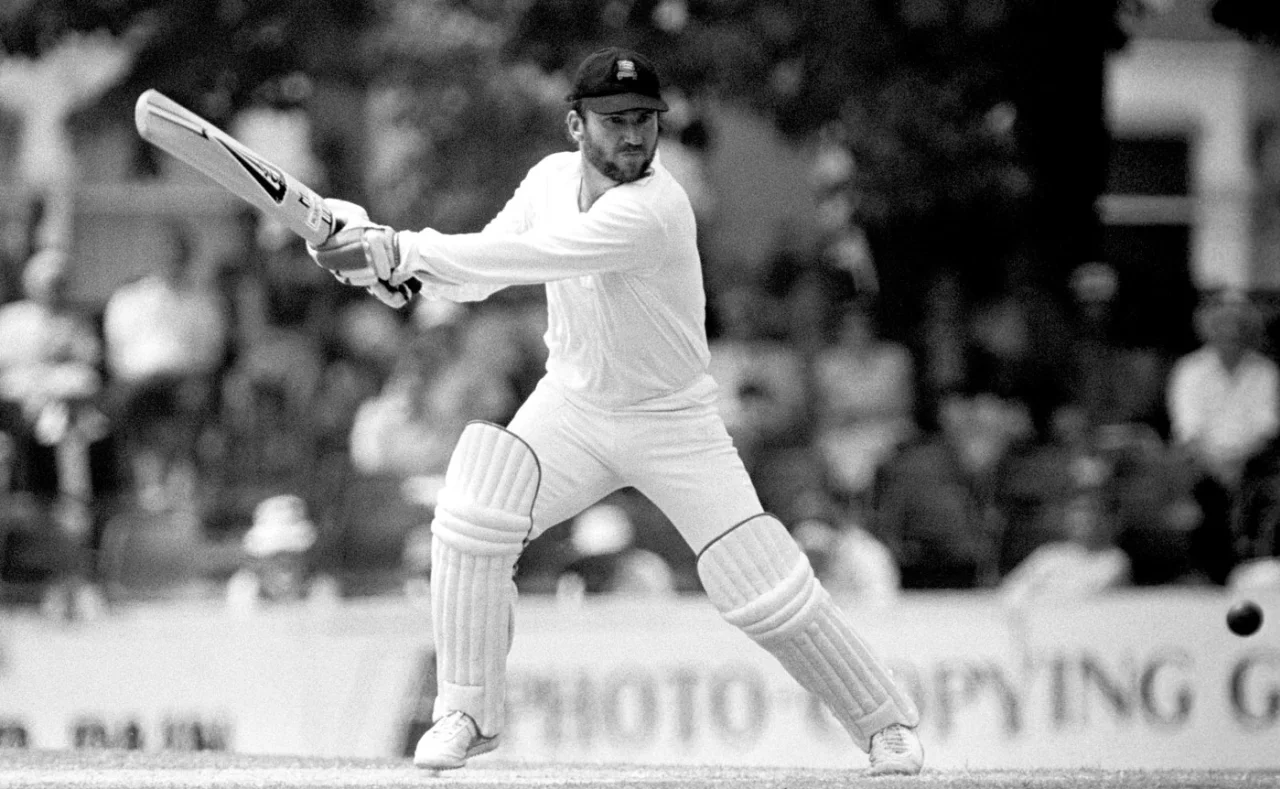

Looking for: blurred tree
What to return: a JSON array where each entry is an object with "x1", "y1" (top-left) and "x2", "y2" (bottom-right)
[
  {"x1": 0, "y1": 0, "x2": 567, "y2": 232},
  {"x1": 357, "y1": 0, "x2": 569, "y2": 233},
  {"x1": 1, "y1": 0, "x2": 376, "y2": 123}
]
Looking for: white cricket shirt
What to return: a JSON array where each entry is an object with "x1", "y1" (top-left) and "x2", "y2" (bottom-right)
[
  {"x1": 1167, "y1": 346, "x2": 1280, "y2": 468},
  {"x1": 401, "y1": 151, "x2": 713, "y2": 410}
]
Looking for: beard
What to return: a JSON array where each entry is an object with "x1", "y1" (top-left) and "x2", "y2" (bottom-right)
[{"x1": 581, "y1": 130, "x2": 656, "y2": 184}]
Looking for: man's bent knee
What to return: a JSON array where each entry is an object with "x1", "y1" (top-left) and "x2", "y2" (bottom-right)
[
  {"x1": 696, "y1": 513, "x2": 821, "y2": 641},
  {"x1": 432, "y1": 420, "x2": 541, "y2": 554}
]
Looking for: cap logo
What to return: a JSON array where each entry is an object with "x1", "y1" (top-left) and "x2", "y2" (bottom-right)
[{"x1": 616, "y1": 59, "x2": 638, "y2": 80}]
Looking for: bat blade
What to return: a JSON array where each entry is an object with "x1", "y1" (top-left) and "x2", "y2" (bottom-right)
[{"x1": 134, "y1": 89, "x2": 335, "y2": 245}]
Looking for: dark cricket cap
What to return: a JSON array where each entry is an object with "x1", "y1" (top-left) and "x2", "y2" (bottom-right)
[{"x1": 567, "y1": 47, "x2": 669, "y2": 114}]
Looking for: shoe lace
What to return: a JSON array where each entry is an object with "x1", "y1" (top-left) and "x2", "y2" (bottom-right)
[{"x1": 875, "y1": 725, "x2": 907, "y2": 754}]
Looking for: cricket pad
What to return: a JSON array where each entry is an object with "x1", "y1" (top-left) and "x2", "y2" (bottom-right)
[
  {"x1": 430, "y1": 421, "x2": 540, "y2": 736},
  {"x1": 697, "y1": 514, "x2": 919, "y2": 750}
]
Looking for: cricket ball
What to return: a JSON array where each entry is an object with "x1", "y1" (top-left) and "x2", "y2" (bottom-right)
[{"x1": 1227, "y1": 600, "x2": 1264, "y2": 637}]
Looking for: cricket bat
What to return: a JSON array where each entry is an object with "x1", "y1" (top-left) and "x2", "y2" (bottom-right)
[
  {"x1": 134, "y1": 89, "x2": 419, "y2": 293},
  {"x1": 135, "y1": 89, "x2": 336, "y2": 245}
]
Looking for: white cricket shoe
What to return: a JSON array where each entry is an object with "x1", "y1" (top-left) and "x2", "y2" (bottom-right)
[
  {"x1": 867, "y1": 723, "x2": 924, "y2": 776},
  {"x1": 413, "y1": 711, "x2": 500, "y2": 770}
]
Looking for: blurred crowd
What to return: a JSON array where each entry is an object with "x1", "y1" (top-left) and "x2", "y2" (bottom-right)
[{"x1": 2, "y1": 203, "x2": 1279, "y2": 619}]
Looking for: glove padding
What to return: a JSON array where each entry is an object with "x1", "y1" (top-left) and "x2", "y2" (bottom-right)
[{"x1": 308, "y1": 199, "x2": 417, "y2": 308}]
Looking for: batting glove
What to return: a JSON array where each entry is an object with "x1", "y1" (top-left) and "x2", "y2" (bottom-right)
[{"x1": 308, "y1": 199, "x2": 418, "y2": 303}]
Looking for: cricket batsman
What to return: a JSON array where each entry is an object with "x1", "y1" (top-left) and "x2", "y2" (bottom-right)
[{"x1": 308, "y1": 46, "x2": 924, "y2": 775}]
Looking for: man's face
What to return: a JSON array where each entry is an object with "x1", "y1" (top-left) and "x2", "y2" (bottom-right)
[{"x1": 578, "y1": 108, "x2": 659, "y2": 184}]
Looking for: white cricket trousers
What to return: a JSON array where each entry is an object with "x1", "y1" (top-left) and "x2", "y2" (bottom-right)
[{"x1": 507, "y1": 376, "x2": 764, "y2": 552}]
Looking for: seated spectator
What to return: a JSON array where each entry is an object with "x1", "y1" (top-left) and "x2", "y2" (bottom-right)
[
  {"x1": 226, "y1": 494, "x2": 334, "y2": 607},
  {"x1": 993, "y1": 403, "x2": 1112, "y2": 575},
  {"x1": 1166, "y1": 291, "x2": 1278, "y2": 583},
  {"x1": 1108, "y1": 435, "x2": 1213, "y2": 585},
  {"x1": 812, "y1": 297, "x2": 916, "y2": 507},
  {"x1": 103, "y1": 223, "x2": 227, "y2": 508},
  {"x1": 871, "y1": 388, "x2": 1030, "y2": 589},
  {"x1": 0, "y1": 248, "x2": 104, "y2": 466},
  {"x1": 999, "y1": 408, "x2": 1130, "y2": 605}
]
